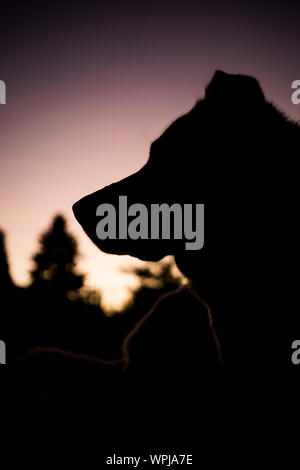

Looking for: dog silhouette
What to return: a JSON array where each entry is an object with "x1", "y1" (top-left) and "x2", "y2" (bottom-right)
[
  {"x1": 73, "y1": 71, "x2": 299, "y2": 411},
  {"x1": 15, "y1": 71, "x2": 298, "y2": 446}
]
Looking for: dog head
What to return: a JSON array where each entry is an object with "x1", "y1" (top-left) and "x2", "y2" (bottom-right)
[{"x1": 73, "y1": 70, "x2": 298, "y2": 281}]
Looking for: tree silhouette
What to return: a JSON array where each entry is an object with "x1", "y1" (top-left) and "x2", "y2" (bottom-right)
[
  {"x1": 0, "y1": 229, "x2": 13, "y2": 289},
  {"x1": 128, "y1": 259, "x2": 184, "y2": 290},
  {"x1": 30, "y1": 215, "x2": 84, "y2": 298},
  {"x1": 121, "y1": 257, "x2": 185, "y2": 319}
]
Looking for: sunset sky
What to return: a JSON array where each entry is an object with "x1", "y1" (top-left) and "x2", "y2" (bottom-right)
[{"x1": 1, "y1": 0, "x2": 299, "y2": 310}]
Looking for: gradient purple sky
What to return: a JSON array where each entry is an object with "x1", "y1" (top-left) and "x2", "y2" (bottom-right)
[{"x1": 1, "y1": 1, "x2": 299, "y2": 309}]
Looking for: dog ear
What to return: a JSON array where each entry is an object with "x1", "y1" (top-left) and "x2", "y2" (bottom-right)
[
  {"x1": 205, "y1": 70, "x2": 265, "y2": 104},
  {"x1": 205, "y1": 70, "x2": 228, "y2": 98}
]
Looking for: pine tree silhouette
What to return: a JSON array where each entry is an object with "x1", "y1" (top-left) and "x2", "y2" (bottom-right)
[
  {"x1": 30, "y1": 215, "x2": 84, "y2": 298},
  {"x1": 0, "y1": 229, "x2": 13, "y2": 289}
]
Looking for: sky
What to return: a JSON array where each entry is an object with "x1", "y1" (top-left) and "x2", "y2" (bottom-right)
[{"x1": 1, "y1": 0, "x2": 299, "y2": 310}]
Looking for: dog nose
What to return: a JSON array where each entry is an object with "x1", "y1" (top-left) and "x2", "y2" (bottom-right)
[
  {"x1": 73, "y1": 194, "x2": 95, "y2": 225},
  {"x1": 72, "y1": 198, "x2": 88, "y2": 227},
  {"x1": 72, "y1": 200, "x2": 80, "y2": 220}
]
